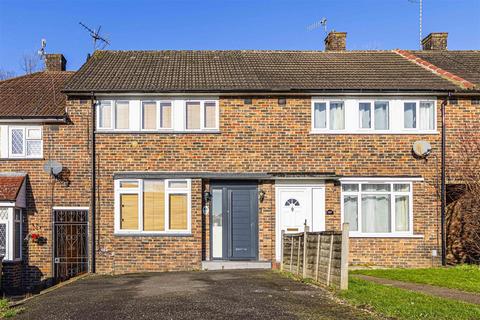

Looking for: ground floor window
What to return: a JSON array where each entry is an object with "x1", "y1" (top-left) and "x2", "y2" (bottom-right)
[
  {"x1": 0, "y1": 207, "x2": 22, "y2": 261},
  {"x1": 341, "y1": 180, "x2": 413, "y2": 236},
  {"x1": 115, "y1": 179, "x2": 191, "y2": 234}
]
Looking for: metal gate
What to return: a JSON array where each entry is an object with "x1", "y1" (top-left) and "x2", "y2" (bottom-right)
[{"x1": 53, "y1": 208, "x2": 88, "y2": 282}]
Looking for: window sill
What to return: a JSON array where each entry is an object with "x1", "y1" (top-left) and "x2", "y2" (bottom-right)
[
  {"x1": 96, "y1": 130, "x2": 220, "y2": 134},
  {"x1": 0, "y1": 157, "x2": 43, "y2": 160},
  {"x1": 114, "y1": 232, "x2": 193, "y2": 237},
  {"x1": 1, "y1": 259, "x2": 22, "y2": 264},
  {"x1": 349, "y1": 233, "x2": 424, "y2": 239},
  {"x1": 310, "y1": 130, "x2": 439, "y2": 135}
]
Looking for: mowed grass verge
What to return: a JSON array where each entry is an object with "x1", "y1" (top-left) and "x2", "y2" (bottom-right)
[
  {"x1": 351, "y1": 265, "x2": 480, "y2": 293},
  {"x1": 339, "y1": 277, "x2": 480, "y2": 320}
]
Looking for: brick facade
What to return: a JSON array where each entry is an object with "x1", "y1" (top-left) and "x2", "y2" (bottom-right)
[{"x1": 4, "y1": 94, "x2": 478, "y2": 291}]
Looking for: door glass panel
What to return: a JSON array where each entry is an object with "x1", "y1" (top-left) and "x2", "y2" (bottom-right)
[{"x1": 211, "y1": 189, "x2": 223, "y2": 258}]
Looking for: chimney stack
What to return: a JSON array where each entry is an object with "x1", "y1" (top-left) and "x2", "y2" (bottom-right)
[
  {"x1": 421, "y1": 33, "x2": 448, "y2": 50},
  {"x1": 45, "y1": 54, "x2": 67, "y2": 71},
  {"x1": 324, "y1": 31, "x2": 347, "y2": 51}
]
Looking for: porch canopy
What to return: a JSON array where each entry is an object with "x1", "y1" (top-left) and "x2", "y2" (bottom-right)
[{"x1": 0, "y1": 173, "x2": 26, "y2": 208}]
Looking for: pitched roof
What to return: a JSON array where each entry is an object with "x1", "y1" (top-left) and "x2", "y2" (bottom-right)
[
  {"x1": 0, "y1": 71, "x2": 73, "y2": 118},
  {"x1": 63, "y1": 50, "x2": 463, "y2": 93},
  {"x1": 0, "y1": 175, "x2": 25, "y2": 202},
  {"x1": 411, "y1": 51, "x2": 480, "y2": 87}
]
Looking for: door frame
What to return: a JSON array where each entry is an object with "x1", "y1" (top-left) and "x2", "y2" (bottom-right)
[
  {"x1": 275, "y1": 180, "x2": 326, "y2": 261},
  {"x1": 209, "y1": 181, "x2": 259, "y2": 261}
]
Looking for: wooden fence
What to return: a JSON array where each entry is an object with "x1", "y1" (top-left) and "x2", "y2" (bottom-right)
[{"x1": 280, "y1": 223, "x2": 350, "y2": 290}]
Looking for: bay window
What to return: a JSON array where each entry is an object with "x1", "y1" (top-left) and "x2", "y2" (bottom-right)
[
  {"x1": 341, "y1": 180, "x2": 413, "y2": 236},
  {"x1": 0, "y1": 207, "x2": 22, "y2": 261},
  {"x1": 115, "y1": 179, "x2": 191, "y2": 234}
]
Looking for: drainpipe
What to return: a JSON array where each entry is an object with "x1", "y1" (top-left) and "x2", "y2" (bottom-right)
[
  {"x1": 90, "y1": 92, "x2": 96, "y2": 273},
  {"x1": 440, "y1": 94, "x2": 450, "y2": 266}
]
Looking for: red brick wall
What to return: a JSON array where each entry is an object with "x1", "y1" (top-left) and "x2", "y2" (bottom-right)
[
  {"x1": 1, "y1": 99, "x2": 91, "y2": 290},
  {"x1": 83, "y1": 96, "x2": 443, "y2": 270},
  {"x1": 2, "y1": 261, "x2": 22, "y2": 294}
]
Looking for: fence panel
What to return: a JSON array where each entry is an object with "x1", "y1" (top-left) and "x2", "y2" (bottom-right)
[{"x1": 281, "y1": 223, "x2": 349, "y2": 290}]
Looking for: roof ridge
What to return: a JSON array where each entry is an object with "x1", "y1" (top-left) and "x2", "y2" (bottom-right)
[
  {"x1": 93, "y1": 49, "x2": 397, "y2": 54},
  {"x1": 0, "y1": 70, "x2": 73, "y2": 84},
  {"x1": 393, "y1": 49, "x2": 476, "y2": 90}
]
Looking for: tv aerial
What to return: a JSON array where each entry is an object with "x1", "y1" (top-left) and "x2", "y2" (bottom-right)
[
  {"x1": 408, "y1": 0, "x2": 423, "y2": 49},
  {"x1": 37, "y1": 38, "x2": 47, "y2": 60},
  {"x1": 79, "y1": 22, "x2": 110, "y2": 52},
  {"x1": 307, "y1": 17, "x2": 328, "y2": 35}
]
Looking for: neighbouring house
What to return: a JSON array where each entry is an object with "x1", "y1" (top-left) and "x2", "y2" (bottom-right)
[{"x1": 0, "y1": 32, "x2": 479, "y2": 293}]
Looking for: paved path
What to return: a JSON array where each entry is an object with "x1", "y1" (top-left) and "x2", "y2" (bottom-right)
[
  {"x1": 16, "y1": 270, "x2": 377, "y2": 320},
  {"x1": 356, "y1": 274, "x2": 480, "y2": 305}
]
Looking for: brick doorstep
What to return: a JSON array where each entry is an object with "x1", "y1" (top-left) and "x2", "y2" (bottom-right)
[{"x1": 354, "y1": 274, "x2": 480, "y2": 305}]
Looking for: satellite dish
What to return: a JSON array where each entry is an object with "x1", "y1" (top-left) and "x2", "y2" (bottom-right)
[
  {"x1": 43, "y1": 160, "x2": 63, "y2": 176},
  {"x1": 412, "y1": 141, "x2": 432, "y2": 157}
]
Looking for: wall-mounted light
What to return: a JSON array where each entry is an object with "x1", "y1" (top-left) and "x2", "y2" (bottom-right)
[
  {"x1": 244, "y1": 98, "x2": 252, "y2": 105},
  {"x1": 259, "y1": 190, "x2": 266, "y2": 203},
  {"x1": 278, "y1": 97, "x2": 286, "y2": 105},
  {"x1": 203, "y1": 191, "x2": 212, "y2": 204}
]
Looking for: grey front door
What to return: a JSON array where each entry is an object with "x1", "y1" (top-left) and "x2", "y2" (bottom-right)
[{"x1": 211, "y1": 182, "x2": 258, "y2": 260}]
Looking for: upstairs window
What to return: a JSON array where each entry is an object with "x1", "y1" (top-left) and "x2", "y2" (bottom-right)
[
  {"x1": 97, "y1": 99, "x2": 218, "y2": 132},
  {"x1": 312, "y1": 101, "x2": 344, "y2": 130},
  {"x1": 374, "y1": 101, "x2": 389, "y2": 130},
  {"x1": 312, "y1": 98, "x2": 436, "y2": 134},
  {"x1": 8, "y1": 126, "x2": 42, "y2": 158},
  {"x1": 403, "y1": 101, "x2": 435, "y2": 130},
  {"x1": 115, "y1": 101, "x2": 130, "y2": 130}
]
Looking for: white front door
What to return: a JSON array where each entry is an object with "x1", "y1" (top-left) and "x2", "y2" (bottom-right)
[{"x1": 275, "y1": 182, "x2": 325, "y2": 261}]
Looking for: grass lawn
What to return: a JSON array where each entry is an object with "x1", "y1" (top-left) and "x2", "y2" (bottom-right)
[
  {"x1": 351, "y1": 265, "x2": 480, "y2": 294},
  {"x1": 0, "y1": 299, "x2": 23, "y2": 318},
  {"x1": 339, "y1": 277, "x2": 480, "y2": 320}
]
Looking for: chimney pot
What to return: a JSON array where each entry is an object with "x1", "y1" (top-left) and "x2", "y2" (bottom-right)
[
  {"x1": 324, "y1": 31, "x2": 347, "y2": 51},
  {"x1": 45, "y1": 54, "x2": 67, "y2": 71},
  {"x1": 421, "y1": 33, "x2": 448, "y2": 50}
]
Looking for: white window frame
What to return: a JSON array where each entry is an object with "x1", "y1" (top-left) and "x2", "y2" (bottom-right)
[
  {"x1": 184, "y1": 100, "x2": 219, "y2": 132},
  {"x1": 97, "y1": 101, "x2": 114, "y2": 130},
  {"x1": 311, "y1": 97, "x2": 437, "y2": 134},
  {"x1": 140, "y1": 100, "x2": 174, "y2": 131},
  {"x1": 0, "y1": 206, "x2": 22, "y2": 261},
  {"x1": 96, "y1": 99, "x2": 219, "y2": 133},
  {"x1": 340, "y1": 178, "x2": 420, "y2": 238},
  {"x1": 114, "y1": 178, "x2": 192, "y2": 235},
  {"x1": 311, "y1": 99, "x2": 346, "y2": 132},
  {"x1": 8, "y1": 126, "x2": 43, "y2": 159}
]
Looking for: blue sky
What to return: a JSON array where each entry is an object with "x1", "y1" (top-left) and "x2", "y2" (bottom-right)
[{"x1": 0, "y1": 0, "x2": 479, "y2": 75}]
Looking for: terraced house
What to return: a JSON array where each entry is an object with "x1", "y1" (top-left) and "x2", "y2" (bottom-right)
[{"x1": 1, "y1": 31, "x2": 479, "y2": 293}]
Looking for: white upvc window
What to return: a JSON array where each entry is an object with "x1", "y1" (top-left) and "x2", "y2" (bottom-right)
[
  {"x1": 403, "y1": 101, "x2": 436, "y2": 130},
  {"x1": 114, "y1": 178, "x2": 192, "y2": 235},
  {"x1": 341, "y1": 180, "x2": 414, "y2": 237},
  {"x1": 312, "y1": 100, "x2": 345, "y2": 131},
  {"x1": 0, "y1": 207, "x2": 22, "y2": 261},
  {"x1": 7, "y1": 126, "x2": 43, "y2": 158},
  {"x1": 141, "y1": 101, "x2": 174, "y2": 131},
  {"x1": 311, "y1": 97, "x2": 437, "y2": 134},
  {"x1": 96, "y1": 99, "x2": 219, "y2": 132},
  {"x1": 185, "y1": 100, "x2": 219, "y2": 131}
]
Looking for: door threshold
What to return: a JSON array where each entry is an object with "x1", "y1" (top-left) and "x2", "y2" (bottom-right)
[{"x1": 202, "y1": 260, "x2": 271, "y2": 271}]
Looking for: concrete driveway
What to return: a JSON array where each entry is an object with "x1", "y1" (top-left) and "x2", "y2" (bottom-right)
[{"x1": 16, "y1": 270, "x2": 376, "y2": 320}]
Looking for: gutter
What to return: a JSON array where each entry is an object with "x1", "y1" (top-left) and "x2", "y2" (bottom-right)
[
  {"x1": 90, "y1": 92, "x2": 96, "y2": 273},
  {"x1": 0, "y1": 116, "x2": 68, "y2": 123}
]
